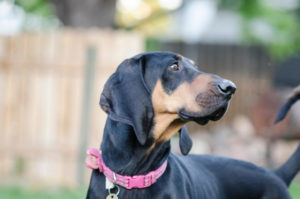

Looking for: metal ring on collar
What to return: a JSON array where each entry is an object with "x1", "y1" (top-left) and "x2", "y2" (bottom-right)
[{"x1": 108, "y1": 184, "x2": 120, "y2": 195}]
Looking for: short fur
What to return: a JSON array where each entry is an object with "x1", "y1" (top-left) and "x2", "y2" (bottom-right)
[
  {"x1": 274, "y1": 85, "x2": 300, "y2": 187},
  {"x1": 274, "y1": 85, "x2": 300, "y2": 124},
  {"x1": 87, "y1": 52, "x2": 298, "y2": 199}
]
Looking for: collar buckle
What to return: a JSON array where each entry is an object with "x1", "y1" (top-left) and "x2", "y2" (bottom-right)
[{"x1": 127, "y1": 175, "x2": 147, "y2": 189}]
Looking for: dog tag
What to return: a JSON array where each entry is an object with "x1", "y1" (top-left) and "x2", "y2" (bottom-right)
[{"x1": 106, "y1": 193, "x2": 118, "y2": 199}]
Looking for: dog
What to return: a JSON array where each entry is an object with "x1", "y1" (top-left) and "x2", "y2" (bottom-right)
[{"x1": 86, "y1": 52, "x2": 300, "y2": 199}]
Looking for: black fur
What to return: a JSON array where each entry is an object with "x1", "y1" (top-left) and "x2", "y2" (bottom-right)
[
  {"x1": 274, "y1": 85, "x2": 300, "y2": 186},
  {"x1": 274, "y1": 86, "x2": 300, "y2": 124},
  {"x1": 87, "y1": 52, "x2": 299, "y2": 199},
  {"x1": 179, "y1": 126, "x2": 193, "y2": 155}
]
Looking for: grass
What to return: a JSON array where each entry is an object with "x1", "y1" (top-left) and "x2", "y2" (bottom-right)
[
  {"x1": 0, "y1": 181, "x2": 299, "y2": 199},
  {"x1": 0, "y1": 186, "x2": 86, "y2": 199},
  {"x1": 290, "y1": 180, "x2": 300, "y2": 199}
]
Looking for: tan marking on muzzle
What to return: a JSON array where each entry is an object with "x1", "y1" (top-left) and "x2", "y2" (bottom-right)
[
  {"x1": 188, "y1": 59, "x2": 195, "y2": 65},
  {"x1": 151, "y1": 75, "x2": 213, "y2": 141}
]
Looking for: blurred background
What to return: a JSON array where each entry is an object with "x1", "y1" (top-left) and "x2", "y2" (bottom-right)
[{"x1": 1, "y1": 0, "x2": 300, "y2": 198}]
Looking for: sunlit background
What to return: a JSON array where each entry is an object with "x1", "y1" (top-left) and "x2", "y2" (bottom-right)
[{"x1": 1, "y1": 0, "x2": 300, "y2": 198}]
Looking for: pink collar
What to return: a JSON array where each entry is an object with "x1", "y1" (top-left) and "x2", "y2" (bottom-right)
[{"x1": 85, "y1": 148, "x2": 168, "y2": 189}]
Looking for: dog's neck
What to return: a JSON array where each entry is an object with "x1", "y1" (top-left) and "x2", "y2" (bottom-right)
[{"x1": 100, "y1": 118, "x2": 170, "y2": 175}]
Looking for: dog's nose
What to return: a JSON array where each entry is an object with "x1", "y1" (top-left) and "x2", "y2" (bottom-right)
[{"x1": 217, "y1": 80, "x2": 236, "y2": 96}]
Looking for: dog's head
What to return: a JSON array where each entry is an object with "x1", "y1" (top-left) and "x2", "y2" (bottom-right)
[{"x1": 100, "y1": 52, "x2": 236, "y2": 154}]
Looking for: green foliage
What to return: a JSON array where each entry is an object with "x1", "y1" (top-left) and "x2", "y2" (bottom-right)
[
  {"x1": 14, "y1": 0, "x2": 54, "y2": 18},
  {"x1": 220, "y1": 0, "x2": 300, "y2": 60},
  {"x1": 13, "y1": 0, "x2": 58, "y2": 30}
]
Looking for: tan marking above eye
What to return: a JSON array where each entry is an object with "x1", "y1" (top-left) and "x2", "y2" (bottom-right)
[{"x1": 176, "y1": 54, "x2": 184, "y2": 61}]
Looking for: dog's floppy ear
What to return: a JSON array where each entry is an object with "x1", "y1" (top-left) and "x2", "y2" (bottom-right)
[
  {"x1": 179, "y1": 126, "x2": 192, "y2": 155},
  {"x1": 100, "y1": 57, "x2": 153, "y2": 145}
]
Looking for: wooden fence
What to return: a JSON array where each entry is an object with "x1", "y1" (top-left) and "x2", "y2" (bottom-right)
[{"x1": 0, "y1": 29, "x2": 144, "y2": 187}]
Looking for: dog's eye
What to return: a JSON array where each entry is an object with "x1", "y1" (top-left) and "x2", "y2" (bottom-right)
[{"x1": 170, "y1": 64, "x2": 180, "y2": 71}]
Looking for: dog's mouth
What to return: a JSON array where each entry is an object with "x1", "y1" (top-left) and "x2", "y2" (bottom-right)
[{"x1": 178, "y1": 103, "x2": 229, "y2": 125}]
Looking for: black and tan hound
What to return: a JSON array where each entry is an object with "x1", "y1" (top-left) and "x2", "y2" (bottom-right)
[{"x1": 86, "y1": 52, "x2": 300, "y2": 199}]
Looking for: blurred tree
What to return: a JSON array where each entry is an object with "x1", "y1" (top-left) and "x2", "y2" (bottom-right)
[
  {"x1": 51, "y1": 0, "x2": 116, "y2": 28},
  {"x1": 219, "y1": 0, "x2": 300, "y2": 60},
  {"x1": 15, "y1": 0, "x2": 116, "y2": 28}
]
